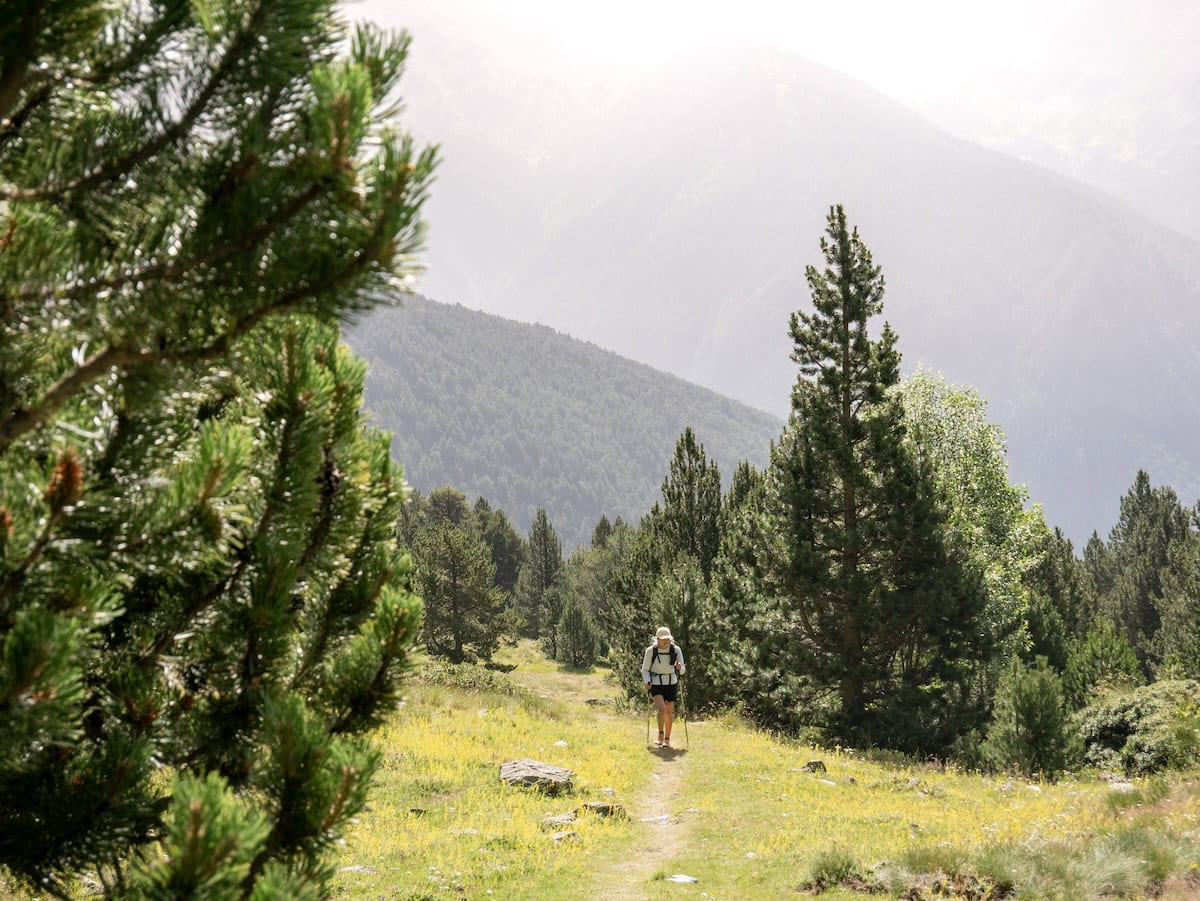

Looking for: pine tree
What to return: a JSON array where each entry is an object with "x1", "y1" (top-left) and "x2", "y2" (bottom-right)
[
  {"x1": 414, "y1": 520, "x2": 511, "y2": 663},
  {"x1": 475, "y1": 497, "x2": 525, "y2": 594},
  {"x1": 762, "y1": 205, "x2": 984, "y2": 749},
  {"x1": 555, "y1": 593, "x2": 600, "y2": 668},
  {"x1": 982, "y1": 657, "x2": 1079, "y2": 779},
  {"x1": 1, "y1": 0, "x2": 434, "y2": 893},
  {"x1": 1100, "y1": 471, "x2": 1191, "y2": 667},
  {"x1": 1157, "y1": 529, "x2": 1200, "y2": 677},
  {"x1": 1063, "y1": 618, "x2": 1143, "y2": 708},
  {"x1": 1027, "y1": 527, "x2": 1094, "y2": 640},
  {"x1": 513, "y1": 507, "x2": 562, "y2": 640},
  {"x1": 592, "y1": 514, "x2": 613, "y2": 550},
  {"x1": 659, "y1": 427, "x2": 722, "y2": 582},
  {"x1": 602, "y1": 520, "x2": 665, "y2": 696}
]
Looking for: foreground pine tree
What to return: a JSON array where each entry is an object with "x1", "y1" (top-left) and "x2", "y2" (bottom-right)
[
  {"x1": 0, "y1": 1, "x2": 434, "y2": 895},
  {"x1": 759, "y1": 206, "x2": 984, "y2": 750}
]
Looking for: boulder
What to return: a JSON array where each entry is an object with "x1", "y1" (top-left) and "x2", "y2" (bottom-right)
[
  {"x1": 800, "y1": 760, "x2": 827, "y2": 773},
  {"x1": 500, "y1": 759, "x2": 575, "y2": 795}
]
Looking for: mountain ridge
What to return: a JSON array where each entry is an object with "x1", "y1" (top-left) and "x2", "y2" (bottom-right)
[{"x1": 345, "y1": 295, "x2": 782, "y2": 549}]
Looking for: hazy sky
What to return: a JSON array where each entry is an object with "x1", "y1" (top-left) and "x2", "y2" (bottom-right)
[{"x1": 350, "y1": 0, "x2": 1088, "y2": 105}]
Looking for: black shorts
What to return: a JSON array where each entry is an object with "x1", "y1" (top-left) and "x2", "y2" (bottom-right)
[{"x1": 649, "y1": 683, "x2": 678, "y2": 703}]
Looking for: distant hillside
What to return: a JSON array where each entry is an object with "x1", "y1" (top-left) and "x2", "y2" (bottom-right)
[
  {"x1": 344, "y1": 296, "x2": 781, "y2": 548},
  {"x1": 352, "y1": 21, "x2": 1200, "y2": 542}
]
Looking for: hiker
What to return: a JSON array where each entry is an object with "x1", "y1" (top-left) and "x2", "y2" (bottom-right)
[{"x1": 642, "y1": 626, "x2": 685, "y2": 747}]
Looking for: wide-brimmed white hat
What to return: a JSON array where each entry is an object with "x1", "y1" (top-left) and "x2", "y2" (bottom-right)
[{"x1": 655, "y1": 627, "x2": 672, "y2": 640}]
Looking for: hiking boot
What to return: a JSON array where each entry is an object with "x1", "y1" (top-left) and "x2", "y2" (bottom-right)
[{"x1": 662, "y1": 736, "x2": 671, "y2": 747}]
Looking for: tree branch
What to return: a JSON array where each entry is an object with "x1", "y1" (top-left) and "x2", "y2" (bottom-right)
[{"x1": 0, "y1": 0, "x2": 266, "y2": 203}]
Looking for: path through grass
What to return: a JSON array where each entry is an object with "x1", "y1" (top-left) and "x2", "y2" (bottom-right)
[{"x1": 328, "y1": 645, "x2": 1200, "y2": 899}]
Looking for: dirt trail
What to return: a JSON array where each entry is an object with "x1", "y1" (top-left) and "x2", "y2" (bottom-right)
[{"x1": 591, "y1": 738, "x2": 693, "y2": 901}]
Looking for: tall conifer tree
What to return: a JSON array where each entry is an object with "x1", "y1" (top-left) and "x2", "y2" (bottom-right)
[
  {"x1": 659, "y1": 427, "x2": 722, "y2": 582},
  {"x1": 0, "y1": 1, "x2": 432, "y2": 894},
  {"x1": 761, "y1": 205, "x2": 982, "y2": 748},
  {"x1": 513, "y1": 507, "x2": 562, "y2": 639}
]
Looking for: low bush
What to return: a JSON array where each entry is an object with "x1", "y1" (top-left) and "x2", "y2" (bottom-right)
[{"x1": 1077, "y1": 680, "x2": 1200, "y2": 774}]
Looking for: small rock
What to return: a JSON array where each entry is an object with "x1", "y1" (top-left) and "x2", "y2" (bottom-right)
[
  {"x1": 818, "y1": 778, "x2": 836, "y2": 786},
  {"x1": 554, "y1": 740, "x2": 568, "y2": 748},
  {"x1": 600, "y1": 787, "x2": 616, "y2": 796},
  {"x1": 640, "y1": 813, "x2": 671, "y2": 824},
  {"x1": 843, "y1": 776, "x2": 857, "y2": 785},
  {"x1": 800, "y1": 760, "x2": 827, "y2": 773},
  {"x1": 575, "y1": 801, "x2": 626, "y2": 819},
  {"x1": 665, "y1": 874, "x2": 699, "y2": 883},
  {"x1": 338, "y1": 865, "x2": 377, "y2": 874},
  {"x1": 551, "y1": 830, "x2": 579, "y2": 843},
  {"x1": 745, "y1": 852, "x2": 758, "y2": 859},
  {"x1": 451, "y1": 828, "x2": 479, "y2": 835},
  {"x1": 541, "y1": 813, "x2": 576, "y2": 829},
  {"x1": 585, "y1": 697, "x2": 614, "y2": 706},
  {"x1": 408, "y1": 807, "x2": 426, "y2": 816},
  {"x1": 1026, "y1": 785, "x2": 1043, "y2": 793}
]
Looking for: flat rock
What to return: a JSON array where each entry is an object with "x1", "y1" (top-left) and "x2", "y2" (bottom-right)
[
  {"x1": 541, "y1": 813, "x2": 577, "y2": 829},
  {"x1": 665, "y1": 874, "x2": 699, "y2": 883},
  {"x1": 338, "y1": 865, "x2": 377, "y2": 874},
  {"x1": 500, "y1": 759, "x2": 575, "y2": 795},
  {"x1": 551, "y1": 830, "x2": 579, "y2": 843}
]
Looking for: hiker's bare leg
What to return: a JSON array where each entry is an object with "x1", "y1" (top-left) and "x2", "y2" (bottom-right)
[
  {"x1": 653, "y1": 694, "x2": 667, "y2": 739},
  {"x1": 663, "y1": 701, "x2": 674, "y2": 742}
]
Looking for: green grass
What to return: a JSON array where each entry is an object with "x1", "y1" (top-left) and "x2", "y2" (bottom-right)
[{"x1": 7, "y1": 648, "x2": 1200, "y2": 899}]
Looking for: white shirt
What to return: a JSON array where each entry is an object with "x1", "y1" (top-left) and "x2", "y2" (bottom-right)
[{"x1": 641, "y1": 642, "x2": 686, "y2": 685}]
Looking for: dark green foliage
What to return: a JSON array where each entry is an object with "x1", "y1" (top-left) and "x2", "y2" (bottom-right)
[
  {"x1": 1025, "y1": 592, "x2": 1069, "y2": 673},
  {"x1": 981, "y1": 657, "x2": 1080, "y2": 779},
  {"x1": 427, "y1": 486, "x2": 475, "y2": 527},
  {"x1": 514, "y1": 508, "x2": 562, "y2": 640},
  {"x1": 1097, "y1": 471, "x2": 1192, "y2": 668},
  {"x1": 1155, "y1": 529, "x2": 1200, "y2": 678},
  {"x1": 602, "y1": 523, "x2": 666, "y2": 697},
  {"x1": 1, "y1": 0, "x2": 435, "y2": 886},
  {"x1": 475, "y1": 497, "x2": 525, "y2": 594},
  {"x1": 659, "y1": 427, "x2": 722, "y2": 582},
  {"x1": 705, "y1": 463, "x2": 786, "y2": 717},
  {"x1": 1027, "y1": 527, "x2": 1094, "y2": 640},
  {"x1": 1064, "y1": 618, "x2": 1144, "y2": 708},
  {"x1": 0, "y1": 320, "x2": 425, "y2": 896},
  {"x1": 758, "y1": 206, "x2": 985, "y2": 750},
  {"x1": 555, "y1": 594, "x2": 601, "y2": 668},
  {"x1": 414, "y1": 520, "x2": 512, "y2": 663},
  {"x1": 592, "y1": 514, "x2": 613, "y2": 549},
  {"x1": 1077, "y1": 680, "x2": 1200, "y2": 774},
  {"x1": 345, "y1": 295, "x2": 780, "y2": 549}
]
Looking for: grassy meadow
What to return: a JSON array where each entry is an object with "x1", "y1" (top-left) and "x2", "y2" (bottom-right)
[
  {"x1": 327, "y1": 643, "x2": 1200, "y2": 899},
  {"x1": 4, "y1": 642, "x2": 1199, "y2": 899}
]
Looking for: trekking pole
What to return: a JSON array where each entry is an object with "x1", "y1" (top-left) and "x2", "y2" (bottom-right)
[{"x1": 680, "y1": 676, "x2": 690, "y2": 749}]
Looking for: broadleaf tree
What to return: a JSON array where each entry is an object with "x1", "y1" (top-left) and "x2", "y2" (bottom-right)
[{"x1": 0, "y1": 1, "x2": 433, "y2": 895}]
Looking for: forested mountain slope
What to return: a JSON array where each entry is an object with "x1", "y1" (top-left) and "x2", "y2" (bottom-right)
[
  {"x1": 345, "y1": 296, "x2": 781, "y2": 547},
  {"x1": 350, "y1": 10, "x2": 1200, "y2": 542}
]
